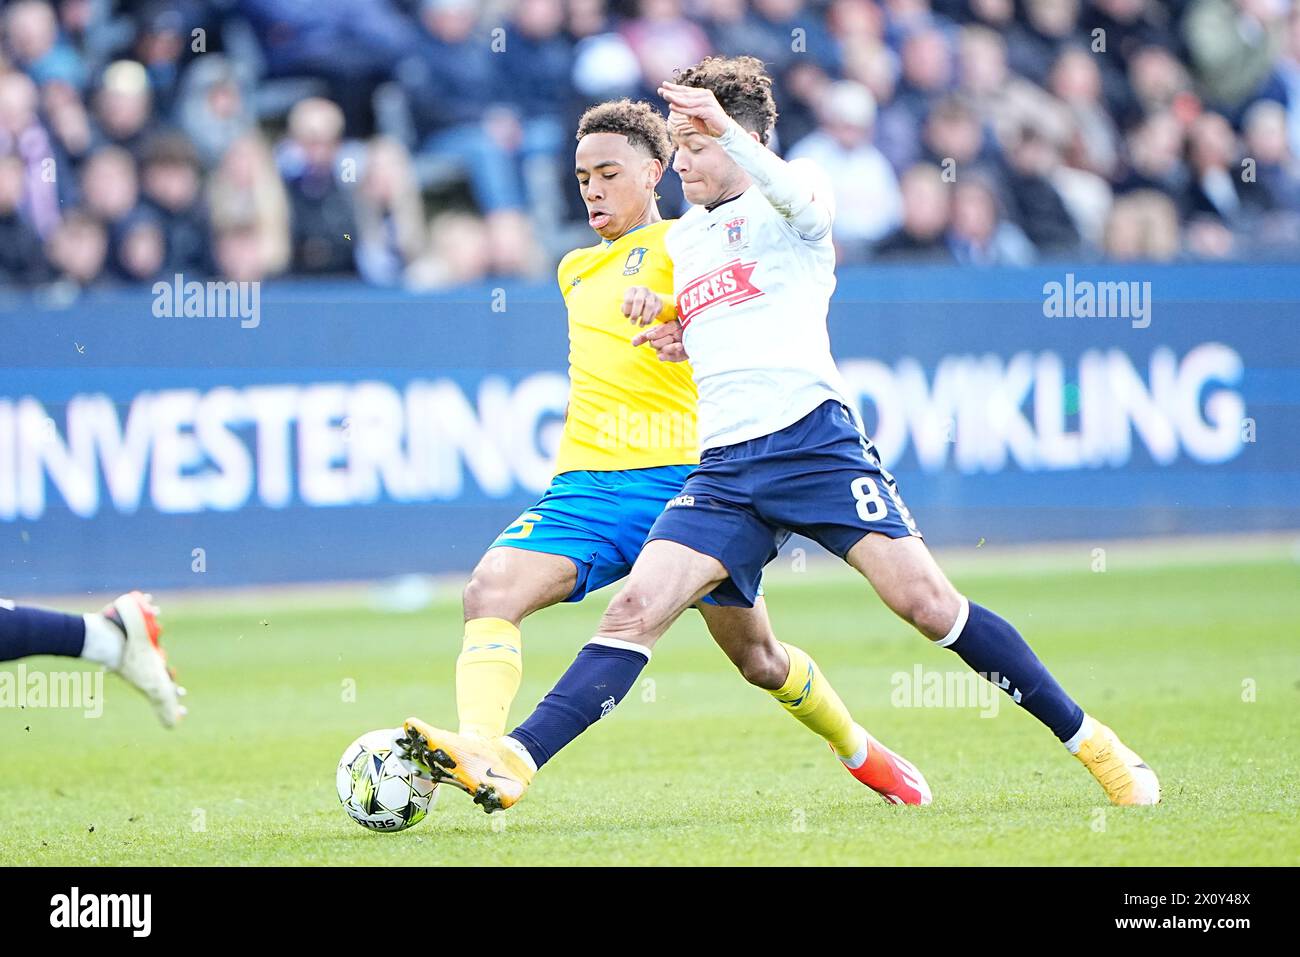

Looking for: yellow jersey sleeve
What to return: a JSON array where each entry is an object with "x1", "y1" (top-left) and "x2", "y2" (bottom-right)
[{"x1": 553, "y1": 220, "x2": 699, "y2": 475}]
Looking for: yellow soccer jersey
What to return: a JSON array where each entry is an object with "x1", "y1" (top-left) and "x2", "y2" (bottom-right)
[{"x1": 553, "y1": 220, "x2": 699, "y2": 475}]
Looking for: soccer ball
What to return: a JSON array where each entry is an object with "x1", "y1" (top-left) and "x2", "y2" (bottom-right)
[{"x1": 336, "y1": 729, "x2": 439, "y2": 832}]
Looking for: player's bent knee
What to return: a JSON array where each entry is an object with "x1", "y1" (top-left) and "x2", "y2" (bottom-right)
[
  {"x1": 462, "y1": 566, "x2": 524, "y2": 622},
  {"x1": 736, "y1": 642, "x2": 787, "y2": 690},
  {"x1": 889, "y1": 575, "x2": 961, "y2": 640},
  {"x1": 908, "y1": 586, "x2": 963, "y2": 641},
  {"x1": 597, "y1": 587, "x2": 660, "y2": 644}
]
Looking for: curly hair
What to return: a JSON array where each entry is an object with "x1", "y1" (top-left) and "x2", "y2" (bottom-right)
[
  {"x1": 575, "y1": 99, "x2": 672, "y2": 166},
  {"x1": 673, "y1": 55, "x2": 778, "y2": 145}
]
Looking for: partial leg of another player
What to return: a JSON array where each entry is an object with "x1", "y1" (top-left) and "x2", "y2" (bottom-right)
[
  {"x1": 698, "y1": 599, "x2": 930, "y2": 804},
  {"x1": 845, "y1": 532, "x2": 1160, "y2": 806},
  {"x1": 0, "y1": 592, "x2": 185, "y2": 727},
  {"x1": 400, "y1": 539, "x2": 721, "y2": 811},
  {"x1": 453, "y1": 546, "x2": 577, "y2": 738}
]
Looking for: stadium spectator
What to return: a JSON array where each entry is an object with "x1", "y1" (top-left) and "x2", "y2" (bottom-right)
[
  {"x1": 401, "y1": 0, "x2": 551, "y2": 251},
  {"x1": 1277, "y1": 6, "x2": 1300, "y2": 151},
  {"x1": 0, "y1": 69, "x2": 61, "y2": 238},
  {"x1": 776, "y1": 59, "x2": 833, "y2": 150},
  {"x1": 1125, "y1": 44, "x2": 1197, "y2": 126},
  {"x1": 213, "y1": 222, "x2": 272, "y2": 282},
  {"x1": 80, "y1": 144, "x2": 138, "y2": 225},
  {"x1": 876, "y1": 25, "x2": 954, "y2": 171},
  {"x1": 1103, "y1": 188, "x2": 1181, "y2": 261},
  {"x1": 920, "y1": 94, "x2": 995, "y2": 178},
  {"x1": 44, "y1": 207, "x2": 107, "y2": 286},
  {"x1": 957, "y1": 24, "x2": 1055, "y2": 147},
  {"x1": 41, "y1": 78, "x2": 94, "y2": 172},
  {"x1": 235, "y1": 0, "x2": 415, "y2": 132},
  {"x1": 1118, "y1": 109, "x2": 1190, "y2": 198},
  {"x1": 947, "y1": 175, "x2": 1036, "y2": 265},
  {"x1": 406, "y1": 209, "x2": 492, "y2": 290},
  {"x1": 1081, "y1": 0, "x2": 1178, "y2": 69},
  {"x1": 826, "y1": 0, "x2": 889, "y2": 43},
  {"x1": 840, "y1": 33, "x2": 898, "y2": 115},
  {"x1": 498, "y1": 0, "x2": 574, "y2": 225},
  {"x1": 1183, "y1": 0, "x2": 1288, "y2": 114},
  {"x1": 569, "y1": 17, "x2": 642, "y2": 103},
  {"x1": 1049, "y1": 46, "x2": 1121, "y2": 179},
  {"x1": 208, "y1": 132, "x2": 291, "y2": 279},
  {"x1": 278, "y1": 97, "x2": 357, "y2": 275},
  {"x1": 140, "y1": 132, "x2": 210, "y2": 274},
  {"x1": 622, "y1": 0, "x2": 712, "y2": 100},
  {"x1": 131, "y1": 2, "x2": 195, "y2": 115},
  {"x1": 788, "y1": 80, "x2": 903, "y2": 259},
  {"x1": 881, "y1": 0, "x2": 941, "y2": 42},
  {"x1": 175, "y1": 55, "x2": 255, "y2": 170},
  {"x1": 1002, "y1": 123, "x2": 1083, "y2": 254},
  {"x1": 353, "y1": 136, "x2": 427, "y2": 287},
  {"x1": 748, "y1": 0, "x2": 840, "y2": 77},
  {"x1": 399, "y1": 0, "x2": 497, "y2": 158},
  {"x1": 0, "y1": 152, "x2": 50, "y2": 283},
  {"x1": 1183, "y1": 212, "x2": 1238, "y2": 258},
  {"x1": 1183, "y1": 110, "x2": 1269, "y2": 224},
  {"x1": 704, "y1": 0, "x2": 788, "y2": 69},
  {"x1": 116, "y1": 209, "x2": 167, "y2": 283},
  {"x1": 1243, "y1": 98, "x2": 1300, "y2": 212},
  {"x1": 3, "y1": 0, "x2": 86, "y2": 89},
  {"x1": 1, "y1": 0, "x2": 1300, "y2": 290},
  {"x1": 93, "y1": 59, "x2": 157, "y2": 156},
  {"x1": 873, "y1": 161, "x2": 954, "y2": 261},
  {"x1": 960, "y1": 0, "x2": 1015, "y2": 31},
  {"x1": 568, "y1": 0, "x2": 613, "y2": 39},
  {"x1": 1053, "y1": 146, "x2": 1115, "y2": 250},
  {"x1": 1008, "y1": 0, "x2": 1081, "y2": 87}
]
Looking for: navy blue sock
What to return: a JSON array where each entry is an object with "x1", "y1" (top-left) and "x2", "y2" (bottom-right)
[
  {"x1": 0, "y1": 604, "x2": 86, "y2": 661},
  {"x1": 943, "y1": 601, "x2": 1085, "y2": 742},
  {"x1": 509, "y1": 639, "x2": 650, "y2": 768}
]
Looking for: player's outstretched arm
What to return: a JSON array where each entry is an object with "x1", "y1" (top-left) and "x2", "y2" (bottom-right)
[{"x1": 659, "y1": 80, "x2": 833, "y2": 241}]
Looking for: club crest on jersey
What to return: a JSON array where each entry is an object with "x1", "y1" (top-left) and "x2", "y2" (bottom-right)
[
  {"x1": 723, "y1": 216, "x2": 747, "y2": 250},
  {"x1": 676, "y1": 258, "x2": 764, "y2": 326},
  {"x1": 622, "y1": 246, "x2": 649, "y2": 275}
]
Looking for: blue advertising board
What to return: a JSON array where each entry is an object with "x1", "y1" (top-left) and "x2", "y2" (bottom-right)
[{"x1": 2, "y1": 263, "x2": 1297, "y2": 593}]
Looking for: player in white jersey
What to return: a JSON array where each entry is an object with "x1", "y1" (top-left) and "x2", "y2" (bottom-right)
[
  {"x1": 664, "y1": 146, "x2": 847, "y2": 449},
  {"x1": 394, "y1": 57, "x2": 1159, "y2": 813}
]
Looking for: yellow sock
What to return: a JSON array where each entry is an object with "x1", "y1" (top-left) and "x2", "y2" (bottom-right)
[
  {"x1": 455, "y1": 618, "x2": 522, "y2": 738},
  {"x1": 769, "y1": 642, "x2": 862, "y2": 758}
]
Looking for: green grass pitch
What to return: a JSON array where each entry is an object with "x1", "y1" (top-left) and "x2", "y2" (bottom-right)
[{"x1": 2, "y1": 540, "x2": 1297, "y2": 866}]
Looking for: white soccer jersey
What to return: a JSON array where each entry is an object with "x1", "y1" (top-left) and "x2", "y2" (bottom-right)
[{"x1": 665, "y1": 182, "x2": 854, "y2": 450}]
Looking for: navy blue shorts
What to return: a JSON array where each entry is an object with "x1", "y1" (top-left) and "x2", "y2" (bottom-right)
[{"x1": 645, "y1": 400, "x2": 921, "y2": 607}]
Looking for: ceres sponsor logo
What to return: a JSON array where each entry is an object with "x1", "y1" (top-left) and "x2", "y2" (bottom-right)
[{"x1": 677, "y1": 259, "x2": 763, "y2": 326}]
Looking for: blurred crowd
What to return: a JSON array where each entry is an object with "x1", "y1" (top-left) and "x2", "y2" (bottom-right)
[{"x1": 3, "y1": 0, "x2": 1300, "y2": 293}]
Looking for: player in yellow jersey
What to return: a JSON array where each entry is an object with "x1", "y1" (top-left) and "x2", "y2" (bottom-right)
[{"x1": 422, "y1": 100, "x2": 930, "y2": 811}]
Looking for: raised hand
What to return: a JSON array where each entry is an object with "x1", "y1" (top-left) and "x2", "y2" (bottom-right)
[{"x1": 657, "y1": 81, "x2": 731, "y2": 138}]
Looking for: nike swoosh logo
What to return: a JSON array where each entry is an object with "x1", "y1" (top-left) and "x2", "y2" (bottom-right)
[{"x1": 484, "y1": 768, "x2": 512, "y2": 781}]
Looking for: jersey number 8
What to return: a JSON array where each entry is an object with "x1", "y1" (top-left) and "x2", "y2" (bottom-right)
[{"x1": 850, "y1": 476, "x2": 888, "y2": 523}]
